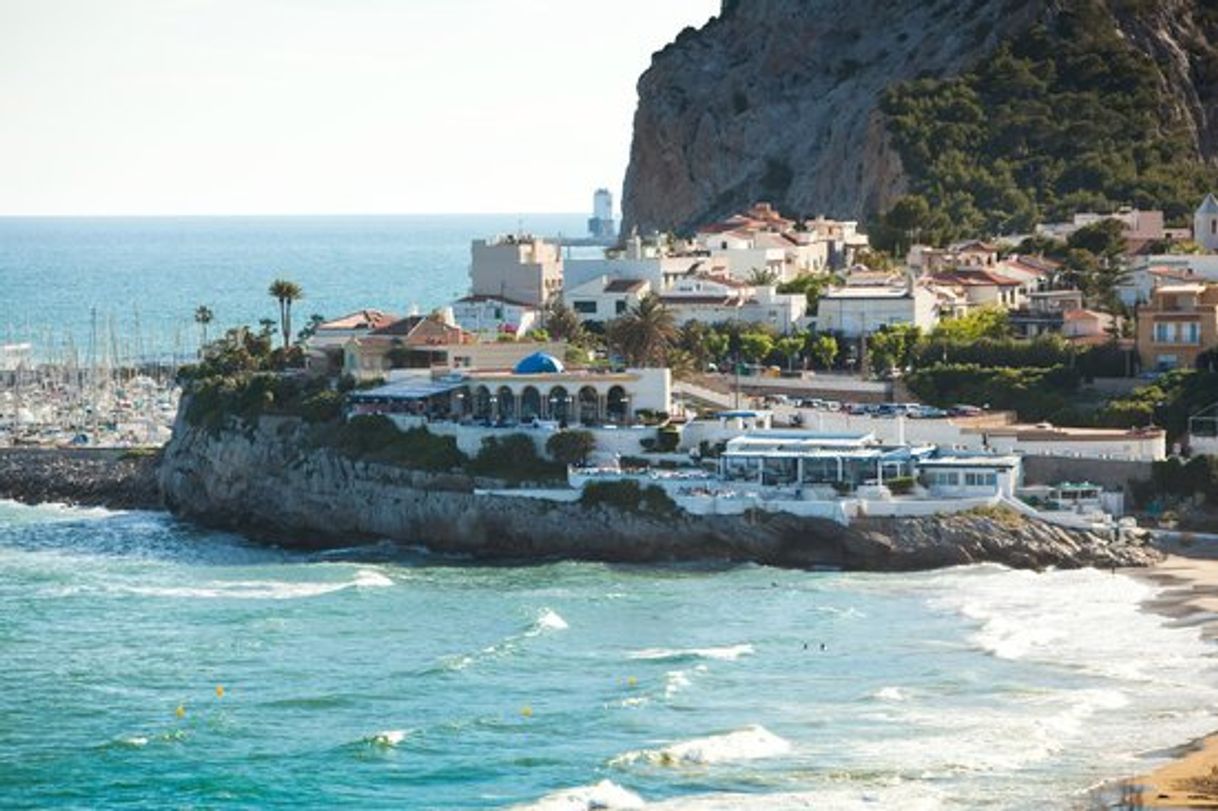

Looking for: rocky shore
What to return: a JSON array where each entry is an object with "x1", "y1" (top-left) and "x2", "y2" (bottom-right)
[
  {"x1": 0, "y1": 416, "x2": 1161, "y2": 571},
  {"x1": 149, "y1": 414, "x2": 1158, "y2": 571},
  {"x1": 0, "y1": 447, "x2": 162, "y2": 511}
]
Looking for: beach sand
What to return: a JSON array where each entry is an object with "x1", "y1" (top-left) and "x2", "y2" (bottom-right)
[{"x1": 1114, "y1": 555, "x2": 1218, "y2": 809}]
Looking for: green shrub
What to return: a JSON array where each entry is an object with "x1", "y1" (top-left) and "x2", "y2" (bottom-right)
[
  {"x1": 905, "y1": 363, "x2": 1080, "y2": 422},
  {"x1": 467, "y1": 433, "x2": 565, "y2": 482},
  {"x1": 328, "y1": 416, "x2": 466, "y2": 472},
  {"x1": 545, "y1": 430, "x2": 597, "y2": 466},
  {"x1": 580, "y1": 479, "x2": 678, "y2": 515},
  {"x1": 655, "y1": 427, "x2": 681, "y2": 453},
  {"x1": 886, "y1": 476, "x2": 916, "y2": 495}
]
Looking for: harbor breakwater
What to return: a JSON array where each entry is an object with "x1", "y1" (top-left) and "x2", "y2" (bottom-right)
[
  {"x1": 0, "y1": 447, "x2": 161, "y2": 510},
  {"x1": 149, "y1": 414, "x2": 1157, "y2": 571}
]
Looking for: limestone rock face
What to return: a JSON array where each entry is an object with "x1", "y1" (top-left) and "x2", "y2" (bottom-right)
[
  {"x1": 620, "y1": 0, "x2": 1218, "y2": 234},
  {"x1": 154, "y1": 412, "x2": 1158, "y2": 571}
]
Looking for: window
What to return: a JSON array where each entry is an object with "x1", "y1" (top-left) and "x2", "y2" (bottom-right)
[
  {"x1": 964, "y1": 472, "x2": 998, "y2": 487},
  {"x1": 616, "y1": 300, "x2": 627, "y2": 314},
  {"x1": 573, "y1": 301, "x2": 597, "y2": 314},
  {"x1": 1185, "y1": 322, "x2": 1201, "y2": 344},
  {"x1": 1153, "y1": 322, "x2": 1173, "y2": 343}
]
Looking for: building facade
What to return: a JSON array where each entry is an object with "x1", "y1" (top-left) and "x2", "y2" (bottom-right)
[
  {"x1": 1136, "y1": 283, "x2": 1218, "y2": 371},
  {"x1": 470, "y1": 235, "x2": 563, "y2": 307}
]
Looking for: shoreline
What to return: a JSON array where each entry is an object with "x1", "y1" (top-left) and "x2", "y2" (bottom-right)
[{"x1": 1100, "y1": 555, "x2": 1218, "y2": 809}]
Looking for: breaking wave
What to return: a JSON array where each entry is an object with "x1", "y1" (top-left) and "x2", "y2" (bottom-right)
[{"x1": 610, "y1": 725, "x2": 791, "y2": 767}]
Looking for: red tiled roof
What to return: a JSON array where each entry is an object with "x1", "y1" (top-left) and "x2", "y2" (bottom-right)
[
  {"x1": 318, "y1": 309, "x2": 398, "y2": 331},
  {"x1": 931, "y1": 270, "x2": 1022, "y2": 287}
]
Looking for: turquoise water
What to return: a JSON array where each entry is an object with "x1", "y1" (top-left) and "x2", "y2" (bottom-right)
[
  {"x1": 0, "y1": 215, "x2": 586, "y2": 361},
  {"x1": 3, "y1": 499, "x2": 1218, "y2": 809}
]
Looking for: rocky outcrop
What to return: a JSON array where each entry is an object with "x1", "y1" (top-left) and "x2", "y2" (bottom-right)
[
  {"x1": 0, "y1": 448, "x2": 162, "y2": 510},
  {"x1": 155, "y1": 414, "x2": 1159, "y2": 570},
  {"x1": 620, "y1": 0, "x2": 1218, "y2": 234}
]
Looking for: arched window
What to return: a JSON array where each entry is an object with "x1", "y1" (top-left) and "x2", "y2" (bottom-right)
[
  {"x1": 520, "y1": 386, "x2": 541, "y2": 420},
  {"x1": 473, "y1": 386, "x2": 492, "y2": 420},
  {"x1": 577, "y1": 386, "x2": 599, "y2": 425},
  {"x1": 606, "y1": 386, "x2": 629, "y2": 423},
  {"x1": 548, "y1": 386, "x2": 571, "y2": 423},
  {"x1": 496, "y1": 386, "x2": 516, "y2": 421}
]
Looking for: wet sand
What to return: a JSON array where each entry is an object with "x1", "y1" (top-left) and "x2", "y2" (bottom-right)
[{"x1": 1115, "y1": 554, "x2": 1218, "y2": 808}]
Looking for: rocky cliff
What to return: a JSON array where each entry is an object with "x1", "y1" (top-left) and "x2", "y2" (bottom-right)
[
  {"x1": 621, "y1": 0, "x2": 1218, "y2": 235},
  {"x1": 154, "y1": 413, "x2": 1158, "y2": 570}
]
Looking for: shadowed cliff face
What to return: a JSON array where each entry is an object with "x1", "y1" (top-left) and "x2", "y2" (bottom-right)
[{"x1": 620, "y1": 0, "x2": 1218, "y2": 235}]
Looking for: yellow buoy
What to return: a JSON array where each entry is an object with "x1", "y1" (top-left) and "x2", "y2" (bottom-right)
[
  {"x1": 175, "y1": 704, "x2": 186, "y2": 719},
  {"x1": 520, "y1": 705, "x2": 533, "y2": 718},
  {"x1": 627, "y1": 676, "x2": 637, "y2": 688},
  {"x1": 215, "y1": 685, "x2": 225, "y2": 699}
]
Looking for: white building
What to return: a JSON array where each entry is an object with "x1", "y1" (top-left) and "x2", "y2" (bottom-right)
[
  {"x1": 1196, "y1": 194, "x2": 1218, "y2": 251},
  {"x1": 1118, "y1": 255, "x2": 1218, "y2": 306},
  {"x1": 816, "y1": 282, "x2": 939, "y2": 337},
  {"x1": 470, "y1": 235, "x2": 563, "y2": 307},
  {"x1": 566, "y1": 276, "x2": 651, "y2": 323},
  {"x1": 660, "y1": 274, "x2": 807, "y2": 332},
  {"x1": 450, "y1": 295, "x2": 540, "y2": 339},
  {"x1": 919, "y1": 455, "x2": 1021, "y2": 499}
]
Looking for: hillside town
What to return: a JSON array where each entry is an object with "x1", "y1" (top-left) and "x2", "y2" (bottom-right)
[{"x1": 213, "y1": 190, "x2": 1217, "y2": 535}]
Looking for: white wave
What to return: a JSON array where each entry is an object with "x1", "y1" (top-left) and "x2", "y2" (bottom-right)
[
  {"x1": 527, "y1": 608, "x2": 569, "y2": 635},
  {"x1": 627, "y1": 644, "x2": 753, "y2": 662},
  {"x1": 352, "y1": 569, "x2": 394, "y2": 588},
  {"x1": 873, "y1": 686, "x2": 907, "y2": 702},
  {"x1": 510, "y1": 780, "x2": 645, "y2": 810},
  {"x1": 367, "y1": 729, "x2": 406, "y2": 747},
  {"x1": 611, "y1": 725, "x2": 791, "y2": 767},
  {"x1": 664, "y1": 670, "x2": 692, "y2": 699},
  {"x1": 119, "y1": 568, "x2": 392, "y2": 600},
  {"x1": 646, "y1": 785, "x2": 944, "y2": 811},
  {"x1": 118, "y1": 735, "x2": 148, "y2": 747}
]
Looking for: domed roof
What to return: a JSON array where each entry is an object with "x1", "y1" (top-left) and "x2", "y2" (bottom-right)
[{"x1": 513, "y1": 352, "x2": 565, "y2": 375}]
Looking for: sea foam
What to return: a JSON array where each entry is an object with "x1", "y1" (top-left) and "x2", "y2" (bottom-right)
[
  {"x1": 611, "y1": 725, "x2": 791, "y2": 767},
  {"x1": 511, "y1": 780, "x2": 645, "y2": 810},
  {"x1": 627, "y1": 644, "x2": 753, "y2": 662}
]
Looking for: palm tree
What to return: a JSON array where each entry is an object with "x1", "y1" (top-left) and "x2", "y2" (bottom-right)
[
  {"x1": 606, "y1": 293, "x2": 677, "y2": 367},
  {"x1": 268, "y1": 279, "x2": 303, "y2": 350},
  {"x1": 193, "y1": 305, "x2": 214, "y2": 352}
]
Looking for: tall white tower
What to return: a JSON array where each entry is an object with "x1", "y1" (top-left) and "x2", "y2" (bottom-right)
[
  {"x1": 588, "y1": 188, "x2": 616, "y2": 241},
  {"x1": 1195, "y1": 193, "x2": 1218, "y2": 251}
]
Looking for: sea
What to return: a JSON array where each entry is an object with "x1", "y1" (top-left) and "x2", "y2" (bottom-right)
[
  {"x1": 3, "y1": 216, "x2": 1218, "y2": 808},
  {"x1": 0, "y1": 214, "x2": 590, "y2": 362},
  {"x1": 2, "y1": 499, "x2": 1218, "y2": 809}
]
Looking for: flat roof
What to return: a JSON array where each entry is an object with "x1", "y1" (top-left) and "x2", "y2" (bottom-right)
[{"x1": 347, "y1": 380, "x2": 466, "y2": 401}]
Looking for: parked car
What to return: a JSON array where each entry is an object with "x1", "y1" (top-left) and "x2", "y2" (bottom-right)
[{"x1": 948, "y1": 404, "x2": 983, "y2": 417}]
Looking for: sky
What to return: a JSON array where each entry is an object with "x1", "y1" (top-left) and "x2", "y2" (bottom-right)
[{"x1": 0, "y1": 0, "x2": 720, "y2": 216}]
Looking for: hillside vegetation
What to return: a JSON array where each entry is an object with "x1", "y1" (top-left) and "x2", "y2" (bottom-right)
[{"x1": 874, "y1": 0, "x2": 1216, "y2": 247}]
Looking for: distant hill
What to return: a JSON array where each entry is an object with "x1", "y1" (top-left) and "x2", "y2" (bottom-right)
[{"x1": 620, "y1": 0, "x2": 1218, "y2": 242}]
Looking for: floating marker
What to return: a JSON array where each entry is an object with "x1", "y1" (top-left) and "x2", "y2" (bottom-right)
[
  {"x1": 175, "y1": 704, "x2": 186, "y2": 719},
  {"x1": 627, "y1": 676, "x2": 637, "y2": 688},
  {"x1": 520, "y1": 705, "x2": 533, "y2": 718},
  {"x1": 215, "y1": 685, "x2": 225, "y2": 699}
]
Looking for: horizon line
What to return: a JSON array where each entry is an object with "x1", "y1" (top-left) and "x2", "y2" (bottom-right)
[{"x1": 0, "y1": 210, "x2": 595, "y2": 219}]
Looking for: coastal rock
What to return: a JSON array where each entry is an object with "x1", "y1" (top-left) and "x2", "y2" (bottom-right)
[
  {"x1": 154, "y1": 413, "x2": 1158, "y2": 571},
  {"x1": 0, "y1": 448, "x2": 161, "y2": 511},
  {"x1": 621, "y1": 0, "x2": 1218, "y2": 234}
]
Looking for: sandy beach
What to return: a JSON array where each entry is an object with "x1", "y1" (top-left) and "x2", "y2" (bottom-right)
[{"x1": 1113, "y1": 552, "x2": 1218, "y2": 808}]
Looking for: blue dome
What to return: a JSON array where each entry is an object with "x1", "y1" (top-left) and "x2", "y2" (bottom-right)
[{"x1": 513, "y1": 352, "x2": 565, "y2": 375}]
